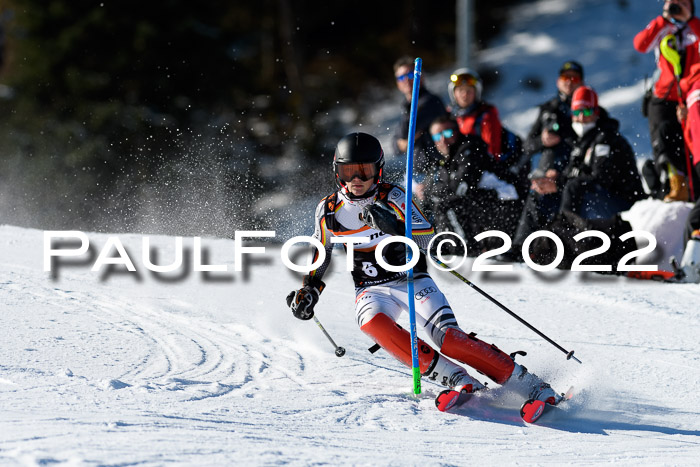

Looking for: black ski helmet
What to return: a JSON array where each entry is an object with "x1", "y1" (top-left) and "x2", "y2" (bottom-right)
[{"x1": 333, "y1": 132, "x2": 385, "y2": 195}]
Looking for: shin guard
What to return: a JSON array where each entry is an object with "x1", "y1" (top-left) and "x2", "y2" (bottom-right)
[
  {"x1": 440, "y1": 328, "x2": 514, "y2": 384},
  {"x1": 360, "y1": 313, "x2": 438, "y2": 375}
]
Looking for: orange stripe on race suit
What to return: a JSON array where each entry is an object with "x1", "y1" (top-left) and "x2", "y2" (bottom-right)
[
  {"x1": 388, "y1": 203, "x2": 406, "y2": 222},
  {"x1": 318, "y1": 217, "x2": 327, "y2": 245},
  {"x1": 355, "y1": 290, "x2": 368, "y2": 304},
  {"x1": 333, "y1": 225, "x2": 372, "y2": 236},
  {"x1": 308, "y1": 217, "x2": 328, "y2": 270}
]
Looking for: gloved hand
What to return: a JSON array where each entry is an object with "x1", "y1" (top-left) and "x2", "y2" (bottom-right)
[
  {"x1": 360, "y1": 201, "x2": 402, "y2": 236},
  {"x1": 286, "y1": 275, "x2": 326, "y2": 320}
]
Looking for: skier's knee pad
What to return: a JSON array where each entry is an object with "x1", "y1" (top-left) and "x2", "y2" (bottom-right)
[
  {"x1": 360, "y1": 312, "x2": 438, "y2": 375},
  {"x1": 440, "y1": 327, "x2": 514, "y2": 384}
]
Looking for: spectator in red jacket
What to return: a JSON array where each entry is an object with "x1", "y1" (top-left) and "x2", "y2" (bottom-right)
[
  {"x1": 634, "y1": 0, "x2": 700, "y2": 201},
  {"x1": 678, "y1": 62, "x2": 700, "y2": 197},
  {"x1": 448, "y1": 68, "x2": 503, "y2": 159}
]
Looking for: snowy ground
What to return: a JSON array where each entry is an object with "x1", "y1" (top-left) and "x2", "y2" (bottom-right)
[
  {"x1": 4, "y1": 0, "x2": 700, "y2": 465},
  {"x1": 1, "y1": 220, "x2": 700, "y2": 465}
]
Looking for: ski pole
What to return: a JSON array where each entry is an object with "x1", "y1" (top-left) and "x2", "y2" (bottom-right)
[
  {"x1": 421, "y1": 247, "x2": 582, "y2": 364},
  {"x1": 660, "y1": 34, "x2": 696, "y2": 200},
  {"x1": 313, "y1": 316, "x2": 346, "y2": 357}
]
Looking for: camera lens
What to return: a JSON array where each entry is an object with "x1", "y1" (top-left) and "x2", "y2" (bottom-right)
[{"x1": 669, "y1": 4, "x2": 682, "y2": 15}]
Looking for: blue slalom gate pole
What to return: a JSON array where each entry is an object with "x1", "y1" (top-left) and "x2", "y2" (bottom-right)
[{"x1": 405, "y1": 57, "x2": 422, "y2": 394}]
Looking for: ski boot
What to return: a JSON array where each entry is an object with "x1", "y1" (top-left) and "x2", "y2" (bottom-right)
[
  {"x1": 505, "y1": 362, "x2": 558, "y2": 405},
  {"x1": 664, "y1": 172, "x2": 689, "y2": 202},
  {"x1": 507, "y1": 362, "x2": 567, "y2": 422},
  {"x1": 429, "y1": 354, "x2": 486, "y2": 412}
]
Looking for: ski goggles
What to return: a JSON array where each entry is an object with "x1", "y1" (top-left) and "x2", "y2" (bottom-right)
[
  {"x1": 396, "y1": 72, "x2": 413, "y2": 82},
  {"x1": 431, "y1": 128, "x2": 455, "y2": 141},
  {"x1": 336, "y1": 162, "x2": 378, "y2": 182},
  {"x1": 572, "y1": 108, "x2": 595, "y2": 117},
  {"x1": 450, "y1": 73, "x2": 478, "y2": 87},
  {"x1": 558, "y1": 73, "x2": 582, "y2": 84}
]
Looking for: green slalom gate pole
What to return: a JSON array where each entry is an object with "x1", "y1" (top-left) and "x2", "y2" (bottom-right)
[{"x1": 405, "y1": 57, "x2": 423, "y2": 394}]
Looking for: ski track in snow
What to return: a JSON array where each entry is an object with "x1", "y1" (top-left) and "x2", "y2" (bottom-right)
[
  {"x1": 4, "y1": 1, "x2": 700, "y2": 463},
  {"x1": 1, "y1": 250, "x2": 329, "y2": 464}
]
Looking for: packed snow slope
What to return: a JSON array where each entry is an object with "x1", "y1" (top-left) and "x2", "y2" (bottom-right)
[
  {"x1": 4, "y1": 0, "x2": 700, "y2": 465},
  {"x1": 2, "y1": 217, "x2": 700, "y2": 465}
]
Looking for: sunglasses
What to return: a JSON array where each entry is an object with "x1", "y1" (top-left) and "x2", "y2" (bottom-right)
[
  {"x1": 450, "y1": 73, "x2": 478, "y2": 87},
  {"x1": 336, "y1": 162, "x2": 378, "y2": 183},
  {"x1": 572, "y1": 108, "x2": 595, "y2": 117},
  {"x1": 396, "y1": 73, "x2": 413, "y2": 82},
  {"x1": 431, "y1": 128, "x2": 455, "y2": 141},
  {"x1": 559, "y1": 74, "x2": 582, "y2": 84}
]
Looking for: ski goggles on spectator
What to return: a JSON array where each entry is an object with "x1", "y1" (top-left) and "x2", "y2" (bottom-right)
[
  {"x1": 559, "y1": 73, "x2": 582, "y2": 84},
  {"x1": 572, "y1": 108, "x2": 595, "y2": 117},
  {"x1": 431, "y1": 128, "x2": 455, "y2": 141},
  {"x1": 336, "y1": 163, "x2": 378, "y2": 182},
  {"x1": 450, "y1": 73, "x2": 478, "y2": 87},
  {"x1": 396, "y1": 73, "x2": 413, "y2": 82}
]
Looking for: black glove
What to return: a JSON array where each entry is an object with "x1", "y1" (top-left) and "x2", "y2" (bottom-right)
[
  {"x1": 360, "y1": 201, "x2": 402, "y2": 236},
  {"x1": 286, "y1": 275, "x2": 326, "y2": 320}
]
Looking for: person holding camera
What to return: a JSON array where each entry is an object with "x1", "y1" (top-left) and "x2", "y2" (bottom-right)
[
  {"x1": 634, "y1": 0, "x2": 700, "y2": 201},
  {"x1": 499, "y1": 87, "x2": 643, "y2": 262},
  {"x1": 497, "y1": 62, "x2": 585, "y2": 262},
  {"x1": 523, "y1": 61, "x2": 584, "y2": 178}
]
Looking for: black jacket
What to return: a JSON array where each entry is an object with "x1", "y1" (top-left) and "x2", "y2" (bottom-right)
[
  {"x1": 423, "y1": 134, "x2": 521, "y2": 240},
  {"x1": 426, "y1": 134, "x2": 505, "y2": 204},
  {"x1": 392, "y1": 87, "x2": 447, "y2": 173},
  {"x1": 562, "y1": 116, "x2": 645, "y2": 204},
  {"x1": 523, "y1": 91, "x2": 576, "y2": 159}
]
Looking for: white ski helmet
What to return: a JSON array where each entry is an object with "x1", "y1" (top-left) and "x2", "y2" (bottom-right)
[{"x1": 448, "y1": 68, "x2": 482, "y2": 106}]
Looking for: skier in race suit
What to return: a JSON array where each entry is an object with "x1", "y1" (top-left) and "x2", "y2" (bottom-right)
[{"x1": 286, "y1": 132, "x2": 559, "y2": 404}]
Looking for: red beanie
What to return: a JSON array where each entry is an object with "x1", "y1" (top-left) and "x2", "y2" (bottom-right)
[{"x1": 571, "y1": 85, "x2": 598, "y2": 110}]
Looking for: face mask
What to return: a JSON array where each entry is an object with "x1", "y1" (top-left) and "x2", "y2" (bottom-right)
[{"x1": 572, "y1": 121, "x2": 596, "y2": 138}]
